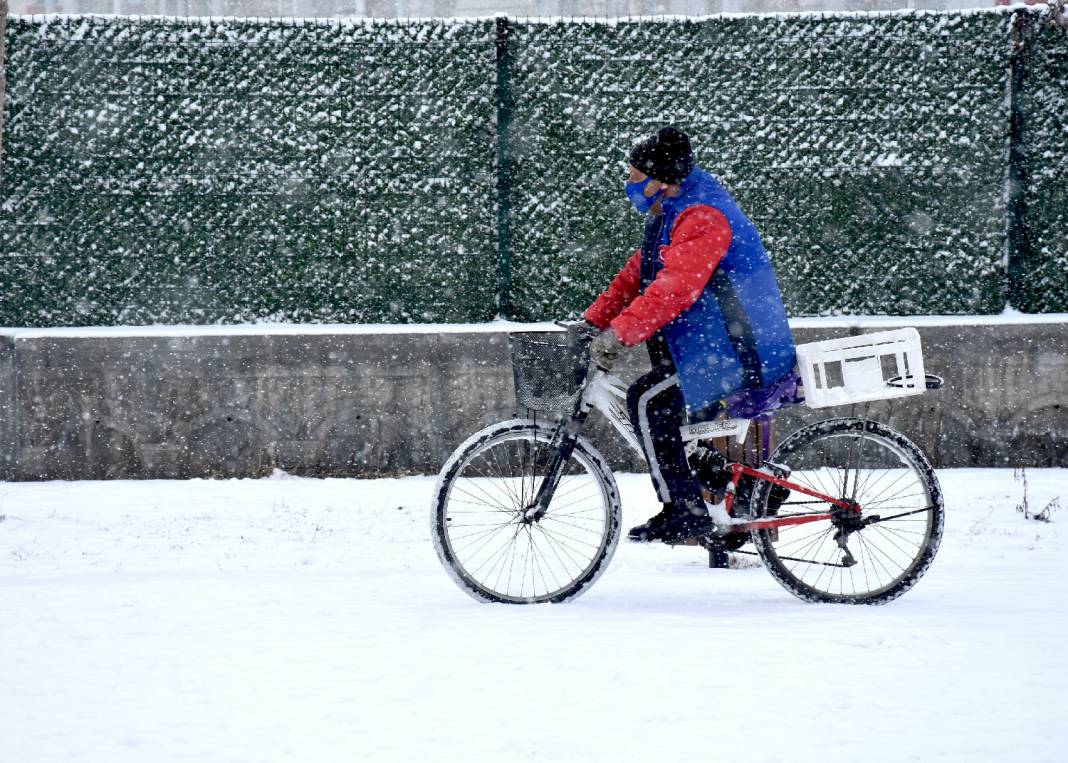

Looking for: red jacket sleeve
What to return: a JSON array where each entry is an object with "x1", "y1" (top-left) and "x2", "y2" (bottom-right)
[
  {"x1": 583, "y1": 248, "x2": 641, "y2": 330},
  {"x1": 609, "y1": 205, "x2": 732, "y2": 347}
]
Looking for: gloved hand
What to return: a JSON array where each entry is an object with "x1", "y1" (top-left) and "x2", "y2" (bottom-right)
[
  {"x1": 577, "y1": 318, "x2": 602, "y2": 339},
  {"x1": 589, "y1": 329, "x2": 623, "y2": 370}
]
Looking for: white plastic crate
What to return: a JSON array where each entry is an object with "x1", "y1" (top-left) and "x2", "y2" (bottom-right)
[{"x1": 795, "y1": 328, "x2": 927, "y2": 409}]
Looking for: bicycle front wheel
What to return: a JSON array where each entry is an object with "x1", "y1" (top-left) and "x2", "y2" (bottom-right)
[
  {"x1": 431, "y1": 419, "x2": 622, "y2": 604},
  {"x1": 752, "y1": 418, "x2": 944, "y2": 605}
]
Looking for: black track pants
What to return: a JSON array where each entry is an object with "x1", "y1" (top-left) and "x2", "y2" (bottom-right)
[{"x1": 625, "y1": 338, "x2": 704, "y2": 508}]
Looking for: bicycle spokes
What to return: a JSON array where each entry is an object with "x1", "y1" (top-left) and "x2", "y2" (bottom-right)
[
  {"x1": 439, "y1": 428, "x2": 615, "y2": 603},
  {"x1": 753, "y1": 420, "x2": 943, "y2": 603}
]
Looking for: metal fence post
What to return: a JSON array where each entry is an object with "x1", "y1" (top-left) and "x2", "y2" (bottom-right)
[
  {"x1": 495, "y1": 15, "x2": 513, "y2": 319},
  {"x1": 1, "y1": 0, "x2": 8, "y2": 190},
  {"x1": 1006, "y1": 9, "x2": 1029, "y2": 310}
]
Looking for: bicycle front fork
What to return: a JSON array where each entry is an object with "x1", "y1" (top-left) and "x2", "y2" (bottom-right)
[{"x1": 522, "y1": 409, "x2": 591, "y2": 523}]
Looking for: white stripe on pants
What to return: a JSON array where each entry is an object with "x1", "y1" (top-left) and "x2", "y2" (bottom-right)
[{"x1": 636, "y1": 373, "x2": 681, "y2": 503}]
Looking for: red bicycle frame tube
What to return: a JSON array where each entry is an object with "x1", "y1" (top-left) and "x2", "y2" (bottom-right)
[{"x1": 723, "y1": 463, "x2": 861, "y2": 533}]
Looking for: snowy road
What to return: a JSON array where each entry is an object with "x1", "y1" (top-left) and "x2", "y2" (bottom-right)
[{"x1": 2, "y1": 469, "x2": 1066, "y2": 762}]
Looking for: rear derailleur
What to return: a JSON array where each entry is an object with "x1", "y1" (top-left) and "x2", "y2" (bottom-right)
[{"x1": 830, "y1": 505, "x2": 881, "y2": 568}]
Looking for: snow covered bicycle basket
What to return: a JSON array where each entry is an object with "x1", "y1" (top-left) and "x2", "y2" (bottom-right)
[
  {"x1": 509, "y1": 331, "x2": 589, "y2": 413},
  {"x1": 795, "y1": 328, "x2": 927, "y2": 409}
]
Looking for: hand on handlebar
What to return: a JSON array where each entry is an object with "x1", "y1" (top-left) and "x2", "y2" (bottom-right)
[{"x1": 589, "y1": 329, "x2": 623, "y2": 370}]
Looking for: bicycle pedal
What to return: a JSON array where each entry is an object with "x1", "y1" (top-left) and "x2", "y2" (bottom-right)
[{"x1": 705, "y1": 500, "x2": 743, "y2": 537}]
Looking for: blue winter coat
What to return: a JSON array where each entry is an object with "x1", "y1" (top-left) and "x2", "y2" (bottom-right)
[{"x1": 641, "y1": 167, "x2": 796, "y2": 415}]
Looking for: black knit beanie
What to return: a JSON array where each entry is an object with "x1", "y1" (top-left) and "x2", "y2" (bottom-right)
[{"x1": 629, "y1": 126, "x2": 694, "y2": 184}]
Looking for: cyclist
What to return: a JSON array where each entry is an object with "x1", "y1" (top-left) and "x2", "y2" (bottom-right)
[{"x1": 584, "y1": 126, "x2": 796, "y2": 543}]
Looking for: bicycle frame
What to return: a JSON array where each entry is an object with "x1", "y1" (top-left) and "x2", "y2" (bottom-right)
[
  {"x1": 722, "y1": 463, "x2": 859, "y2": 533},
  {"x1": 524, "y1": 365, "x2": 862, "y2": 532},
  {"x1": 583, "y1": 369, "x2": 644, "y2": 456}
]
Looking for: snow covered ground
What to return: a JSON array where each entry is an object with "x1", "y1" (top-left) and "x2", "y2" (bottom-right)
[{"x1": 2, "y1": 469, "x2": 1066, "y2": 762}]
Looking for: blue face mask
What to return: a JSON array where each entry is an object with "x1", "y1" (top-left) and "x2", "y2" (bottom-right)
[{"x1": 625, "y1": 177, "x2": 664, "y2": 215}]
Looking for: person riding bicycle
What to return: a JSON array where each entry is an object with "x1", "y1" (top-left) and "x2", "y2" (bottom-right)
[{"x1": 584, "y1": 126, "x2": 797, "y2": 544}]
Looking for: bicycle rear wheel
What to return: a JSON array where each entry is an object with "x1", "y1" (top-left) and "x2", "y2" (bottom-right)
[
  {"x1": 751, "y1": 418, "x2": 943, "y2": 604},
  {"x1": 432, "y1": 419, "x2": 621, "y2": 604}
]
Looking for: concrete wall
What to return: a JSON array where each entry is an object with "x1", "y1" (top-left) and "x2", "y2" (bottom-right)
[{"x1": 0, "y1": 320, "x2": 1065, "y2": 481}]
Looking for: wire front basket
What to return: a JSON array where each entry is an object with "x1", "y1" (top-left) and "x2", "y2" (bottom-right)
[{"x1": 510, "y1": 329, "x2": 591, "y2": 413}]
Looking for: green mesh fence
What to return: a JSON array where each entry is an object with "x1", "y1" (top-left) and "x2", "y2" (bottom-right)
[
  {"x1": 506, "y1": 11, "x2": 1015, "y2": 320},
  {"x1": 1014, "y1": 13, "x2": 1068, "y2": 313},
  {"x1": 0, "y1": 10, "x2": 1065, "y2": 327},
  {"x1": 0, "y1": 16, "x2": 498, "y2": 325}
]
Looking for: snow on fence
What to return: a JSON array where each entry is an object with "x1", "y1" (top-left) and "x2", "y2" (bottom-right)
[
  {"x1": 0, "y1": 8, "x2": 1065, "y2": 327},
  {"x1": 1013, "y1": 13, "x2": 1068, "y2": 313}
]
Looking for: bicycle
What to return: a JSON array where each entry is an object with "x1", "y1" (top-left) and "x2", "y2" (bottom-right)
[{"x1": 431, "y1": 322, "x2": 945, "y2": 605}]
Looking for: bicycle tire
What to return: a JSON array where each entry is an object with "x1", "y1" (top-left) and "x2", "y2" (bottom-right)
[
  {"x1": 751, "y1": 418, "x2": 944, "y2": 605},
  {"x1": 431, "y1": 419, "x2": 622, "y2": 604}
]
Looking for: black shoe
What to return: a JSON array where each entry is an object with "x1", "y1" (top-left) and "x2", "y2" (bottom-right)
[
  {"x1": 627, "y1": 502, "x2": 713, "y2": 544},
  {"x1": 627, "y1": 504, "x2": 675, "y2": 542}
]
